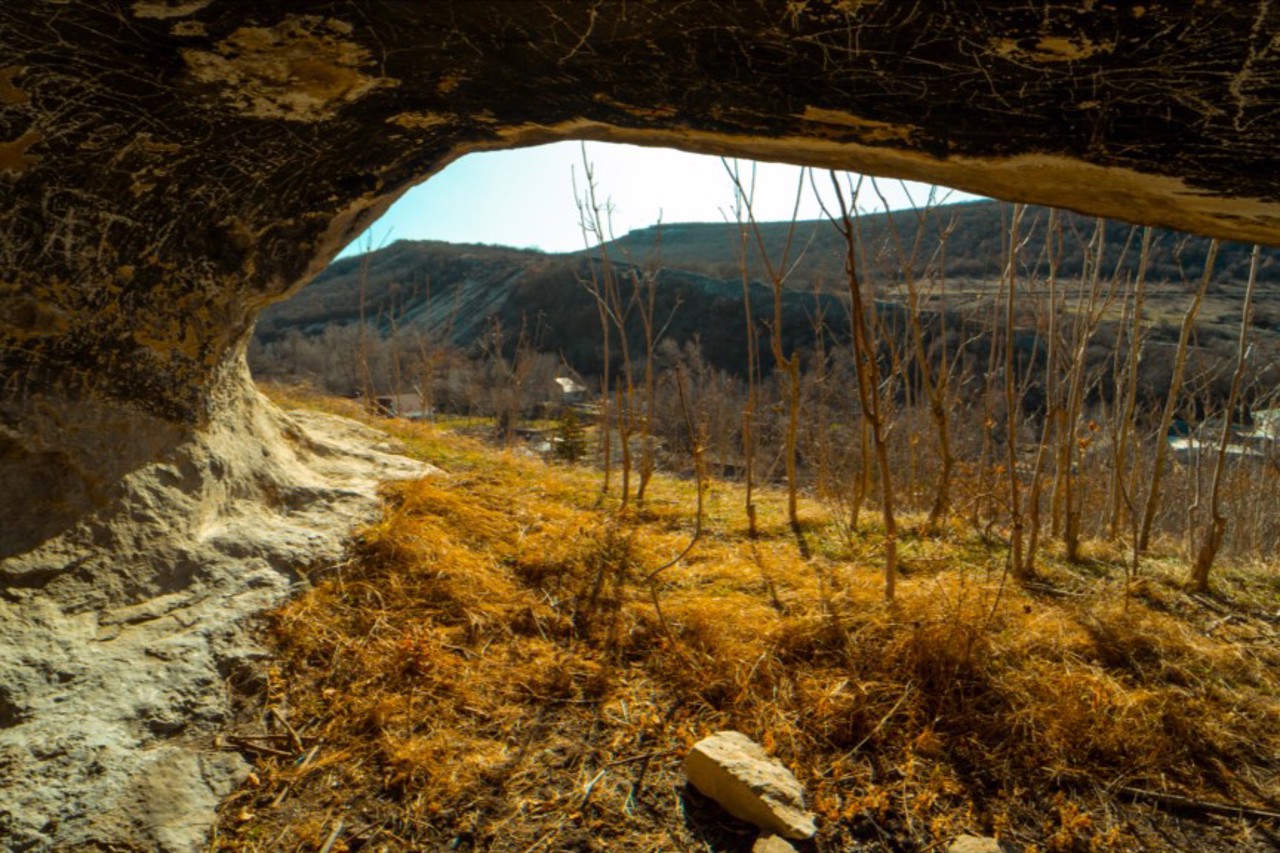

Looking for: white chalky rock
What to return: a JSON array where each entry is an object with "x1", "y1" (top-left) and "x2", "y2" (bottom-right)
[
  {"x1": 684, "y1": 730, "x2": 817, "y2": 840},
  {"x1": 948, "y1": 835, "x2": 1004, "y2": 853},
  {"x1": 753, "y1": 834, "x2": 798, "y2": 852}
]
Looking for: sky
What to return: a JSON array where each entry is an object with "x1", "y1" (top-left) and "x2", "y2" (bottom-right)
[{"x1": 337, "y1": 141, "x2": 983, "y2": 258}]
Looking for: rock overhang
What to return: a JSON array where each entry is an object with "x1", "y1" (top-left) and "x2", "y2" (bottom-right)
[{"x1": 3, "y1": 1, "x2": 1280, "y2": 426}]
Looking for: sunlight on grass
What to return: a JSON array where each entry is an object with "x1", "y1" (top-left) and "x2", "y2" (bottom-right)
[{"x1": 217, "y1": 385, "x2": 1280, "y2": 852}]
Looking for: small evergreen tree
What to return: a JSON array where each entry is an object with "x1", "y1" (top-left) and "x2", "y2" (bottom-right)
[{"x1": 555, "y1": 407, "x2": 587, "y2": 463}]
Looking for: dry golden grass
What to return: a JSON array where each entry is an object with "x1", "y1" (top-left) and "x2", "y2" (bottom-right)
[{"x1": 214, "y1": 385, "x2": 1280, "y2": 852}]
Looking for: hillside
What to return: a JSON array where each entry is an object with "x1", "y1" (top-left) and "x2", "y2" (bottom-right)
[
  {"x1": 587, "y1": 200, "x2": 1280, "y2": 287},
  {"x1": 252, "y1": 241, "x2": 854, "y2": 380},
  {"x1": 254, "y1": 200, "x2": 1280, "y2": 367}
]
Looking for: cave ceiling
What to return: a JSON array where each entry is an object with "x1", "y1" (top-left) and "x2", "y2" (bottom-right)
[{"x1": 3, "y1": 1, "x2": 1280, "y2": 422}]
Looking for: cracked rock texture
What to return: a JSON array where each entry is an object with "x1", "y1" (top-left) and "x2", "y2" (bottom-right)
[
  {"x1": 4, "y1": 2, "x2": 1280, "y2": 433},
  {"x1": 4, "y1": 2, "x2": 1280, "y2": 850},
  {"x1": 0, "y1": 374, "x2": 429, "y2": 851}
]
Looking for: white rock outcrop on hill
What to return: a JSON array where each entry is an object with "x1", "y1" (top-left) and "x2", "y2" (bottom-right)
[{"x1": 684, "y1": 730, "x2": 817, "y2": 840}]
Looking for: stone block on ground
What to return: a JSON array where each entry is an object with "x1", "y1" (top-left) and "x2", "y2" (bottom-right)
[
  {"x1": 753, "y1": 834, "x2": 798, "y2": 852},
  {"x1": 949, "y1": 835, "x2": 1004, "y2": 853},
  {"x1": 684, "y1": 730, "x2": 816, "y2": 840}
]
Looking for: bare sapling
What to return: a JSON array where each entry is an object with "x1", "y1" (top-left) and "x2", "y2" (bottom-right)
[
  {"x1": 1025, "y1": 209, "x2": 1062, "y2": 571},
  {"x1": 573, "y1": 147, "x2": 617, "y2": 500},
  {"x1": 724, "y1": 161, "x2": 812, "y2": 531},
  {"x1": 1190, "y1": 243, "x2": 1261, "y2": 590},
  {"x1": 809, "y1": 173, "x2": 872, "y2": 533},
  {"x1": 357, "y1": 236, "x2": 375, "y2": 411},
  {"x1": 805, "y1": 276, "x2": 834, "y2": 500},
  {"x1": 632, "y1": 264, "x2": 669, "y2": 505},
  {"x1": 975, "y1": 211, "x2": 1008, "y2": 535},
  {"x1": 478, "y1": 317, "x2": 514, "y2": 445},
  {"x1": 723, "y1": 159, "x2": 761, "y2": 536},
  {"x1": 625, "y1": 219, "x2": 670, "y2": 505},
  {"x1": 1109, "y1": 228, "x2": 1153, "y2": 544},
  {"x1": 607, "y1": 266, "x2": 639, "y2": 510},
  {"x1": 1138, "y1": 238, "x2": 1220, "y2": 552},
  {"x1": 412, "y1": 272, "x2": 437, "y2": 419},
  {"x1": 871, "y1": 179, "x2": 956, "y2": 530},
  {"x1": 611, "y1": 257, "x2": 680, "y2": 508},
  {"x1": 1001, "y1": 204, "x2": 1030, "y2": 575},
  {"x1": 1057, "y1": 220, "x2": 1129, "y2": 562},
  {"x1": 824, "y1": 171, "x2": 898, "y2": 602}
]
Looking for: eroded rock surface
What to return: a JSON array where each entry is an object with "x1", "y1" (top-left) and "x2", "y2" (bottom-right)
[{"x1": 0, "y1": 383, "x2": 430, "y2": 851}]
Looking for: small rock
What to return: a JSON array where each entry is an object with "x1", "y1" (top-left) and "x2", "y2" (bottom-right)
[
  {"x1": 684, "y1": 730, "x2": 817, "y2": 840},
  {"x1": 949, "y1": 835, "x2": 1003, "y2": 853},
  {"x1": 754, "y1": 834, "x2": 798, "y2": 853}
]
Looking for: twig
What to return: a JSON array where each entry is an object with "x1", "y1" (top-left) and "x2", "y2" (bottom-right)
[
  {"x1": 1190, "y1": 593, "x2": 1232, "y2": 615},
  {"x1": 519, "y1": 830, "x2": 557, "y2": 853},
  {"x1": 580, "y1": 769, "x2": 607, "y2": 808},
  {"x1": 317, "y1": 818, "x2": 344, "y2": 853},
  {"x1": 835, "y1": 681, "x2": 915, "y2": 767},
  {"x1": 270, "y1": 784, "x2": 292, "y2": 809},
  {"x1": 271, "y1": 706, "x2": 305, "y2": 753},
  {"x1": 1023, "y1": 581, "x2": 1083, "y2": 598},
  {"x1": 607, "y1": 750, "x2": 674, "y2": 767},
  {"x1": 1118, "y1": 786, "x2": 1280, "y2": 821},
  {"x1": 225, "y1": 737, "x2": 293, "y2": 758},
  {"x1": 270, "y1": 746, "x2": 321, "y2": 808},
  {"x1": 296, "y1": 743, "x2": 321, "y2": 770}
]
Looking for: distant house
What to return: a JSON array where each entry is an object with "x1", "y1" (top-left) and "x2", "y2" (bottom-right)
[
  {"x1": 373, "y1": 392, "x2": 431, "y2": 420},
  {"x1": 1167, "y1": 406, "x2": 1280, "y2": 462},
  {"x1": 553, "y1": 376, "x2": 588, "y2": 404},
  {"x1": 1250, "y1": 408, "x2": 1280, "y2": 440}
]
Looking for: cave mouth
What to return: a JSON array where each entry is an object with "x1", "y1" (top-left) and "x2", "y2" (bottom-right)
[
  {"x1": 246, "y1": 141, "x2": 992, "y2": 400},
  {"x1": 327, "y1": 140, "x2": 983, "y2": 260}
]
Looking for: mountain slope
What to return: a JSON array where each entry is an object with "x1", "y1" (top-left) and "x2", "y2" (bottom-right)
[{"x1": 252, "y1": 200, "x2": 1280, "y2": 384}]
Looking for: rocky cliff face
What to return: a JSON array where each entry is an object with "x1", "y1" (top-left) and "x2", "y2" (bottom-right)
[{"x1": 3, "y1": 2, "x2": 1280, "y2": 849}]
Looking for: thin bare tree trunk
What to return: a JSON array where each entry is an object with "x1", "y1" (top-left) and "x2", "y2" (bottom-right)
[
  {"x1": 1003, "y1": 204, "x2": 1027, "y2": 576},
  {"x1": 573, "y1": 149, "x2": 614, "y2": 498},
  {"x1": 724, "y1": 161, "x2": 810, "y2": 532},
  {"x1": 826, "y1": 172, "x2": 897, "y2": 601},
  {"x1": 357, "y1": 248, "x2": 374, "y2": 410},
  {"x1": 1109, "y1": 228, "x2": 1152, "y2": 542},
  {"x1": 870, "y1": 180, "x2": 955, "y2": 530},
  {"x1": 1139, "y1": 239, "x2": 1219, "y2": 552},
  {"x1": 1026, "y1": 209, "x2": 1062, "y2": 572},
  {"x1": 635, "y1": 267, "x2": 660, "y2": 505},
  {"x1": 1191, "y1": 243, "x2": 1260, "y2": 590}
]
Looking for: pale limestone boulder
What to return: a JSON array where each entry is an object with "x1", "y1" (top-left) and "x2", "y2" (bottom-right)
[
  {"x1": 684, "y1": 731, "x2": 817, "y2": 840},
  {"x1": 949, "y1": 835, "x2": 1004, "y2": 853},
  {"x1": 753, "y1": 834, "x2": 798, "y2": 852}
]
